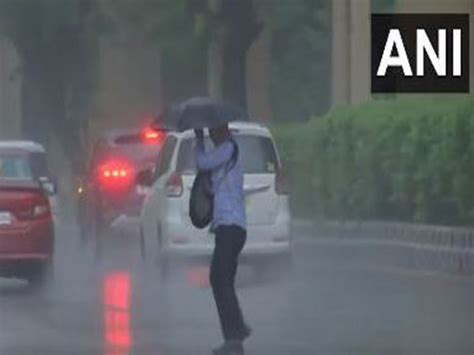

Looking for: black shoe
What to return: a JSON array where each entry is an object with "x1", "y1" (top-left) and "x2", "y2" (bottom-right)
[{"x1": 212, "y1": 340, "x2": 244, "y2": 355}]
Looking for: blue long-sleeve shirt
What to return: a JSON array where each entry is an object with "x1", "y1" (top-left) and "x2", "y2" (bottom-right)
[{"x1": 195, "y1": 136, "x2": 247, "y2": 231}]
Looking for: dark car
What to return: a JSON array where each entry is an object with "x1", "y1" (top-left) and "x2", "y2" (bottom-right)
[
  {"x1": 0, "y1": 145, "x2": 55, "y2": 285},
  {"x1": 77, "y1": 127, "x2": 165, "y2": 256}
]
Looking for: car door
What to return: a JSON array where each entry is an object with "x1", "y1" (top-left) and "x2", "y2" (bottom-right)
[
  {"x1": 141, "y1": 136, "x2": 177, "y2": 245},
  {"x1": 235, "y1": 134, "x2": 283, "y2": 244}
]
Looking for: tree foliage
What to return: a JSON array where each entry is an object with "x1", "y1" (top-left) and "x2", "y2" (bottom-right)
[
  {"x1": 270, "y1": 0, "x2": 331, "y2": 122},
  {"x1": 275, "y1": 98, "x2": 474, "y2": 226}
]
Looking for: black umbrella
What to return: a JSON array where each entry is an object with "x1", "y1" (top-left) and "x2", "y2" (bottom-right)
[{"x1": 174, "y1": 97, "x2": 247, "y2": 132}]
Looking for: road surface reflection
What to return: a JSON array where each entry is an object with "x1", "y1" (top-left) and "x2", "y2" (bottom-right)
[{"x1": 103, "y1": 271, "x2": 132, "y2": 355}]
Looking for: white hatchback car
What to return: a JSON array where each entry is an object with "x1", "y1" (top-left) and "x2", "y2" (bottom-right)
[{"x1": 138, "y1": 121, "x2": 291, "y2": 272}]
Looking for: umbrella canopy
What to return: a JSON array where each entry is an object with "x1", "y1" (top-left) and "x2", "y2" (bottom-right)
[{"x1": 174, "y1": 97, "x2": 247, "y2": 132}]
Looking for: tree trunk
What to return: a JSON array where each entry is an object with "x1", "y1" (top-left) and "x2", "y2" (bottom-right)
[
  {"x1": 21, "y1": 43, "x2": 81, "y2": 169},
  {"x1": 246, "y1": 0, "x2": 272, "y2": 121},
  {"x1": 208, "y1": 37, "x2": 223, "y2": 100},
  {"x1": 18, "y1": 20, "x2": 95, "y2": 172},
  {"x1": 21, "y1": 58, "x2": 54, "y2": 145},
  {"x1": 331, "y1": 0, "x2": 351, "y2": 107},
  {"x1": 206, "y1": 0, "x2": 262, "y2": 109},
  {"x1": 222, "y1": 42, "x2": 247, "y2": 108}
]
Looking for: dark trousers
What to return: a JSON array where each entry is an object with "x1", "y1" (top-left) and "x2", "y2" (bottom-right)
[{"x1": 210, "y1": 225, "x2": 247, "y2": 341}]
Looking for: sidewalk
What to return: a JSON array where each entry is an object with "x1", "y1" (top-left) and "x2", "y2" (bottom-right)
[{"x1": 291, "y1": 219, "x2": 474, "y2": 275}]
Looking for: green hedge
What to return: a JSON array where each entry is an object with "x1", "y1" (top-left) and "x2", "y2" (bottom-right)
[{"x1": 272, "y1": 97, "x2": 474, "y2": 226}]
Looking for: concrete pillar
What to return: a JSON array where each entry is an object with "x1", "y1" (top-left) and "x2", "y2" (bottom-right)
[
  {"x1": 331, "y1": 0, "x2": 351, "y2": 106},
  {"x1": 349, "y1": 0, "x2": 370, "y2": 104},
  {"x1": 331, "y1": 0, "x2": 371, "y2": 106}
]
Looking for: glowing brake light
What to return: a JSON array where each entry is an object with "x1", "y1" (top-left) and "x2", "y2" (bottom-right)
[
  {"x1": 145, "y1": 131, "x2": 159, "y2": 139},
  {"x1": 98, "y1": 160, "x2": 134, "y2": 189},
  {"x1": 143, "y1": 128, "x2": 164, "y2": 144},
  {"x1": 12, "y1": 192, "x2": 51, "y2": 220}
]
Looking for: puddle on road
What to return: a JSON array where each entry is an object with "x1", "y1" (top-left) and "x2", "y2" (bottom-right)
[
  {"x1": 184, "y1": 264, "x2": 255, "y2": 289},
  {"x1": 186, "y1": 266, "x2": 210, "y2": 288},
  {"x1": 99, "y1": 263, "x2": 257, "y2": 355},
  {"x1": 103, "y1": 271, "x2": 132, "y2": 355}
]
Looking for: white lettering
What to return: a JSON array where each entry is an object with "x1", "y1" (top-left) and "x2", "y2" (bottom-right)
[
  {"x1": 453, "y1": 29, "x2": 462, "y2": 76},
  {"x1": 377, "y1": 29, "x2": 413, "y2": 76},
  {"x1": 416, "y1": 29, "x2": 446, "y2": 76}
]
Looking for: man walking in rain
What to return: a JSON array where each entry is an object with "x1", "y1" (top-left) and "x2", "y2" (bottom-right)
[{"x1": 194, "y1": 125, "x2": 251, "y2": 355}]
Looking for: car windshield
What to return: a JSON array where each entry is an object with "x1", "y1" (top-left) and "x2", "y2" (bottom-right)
[
  {"x1": 0, "y1": 154, "x2": 32, "y2": 180},
  {"x1": 177, "y1": 135, "x2": 279, "y2": 174}
]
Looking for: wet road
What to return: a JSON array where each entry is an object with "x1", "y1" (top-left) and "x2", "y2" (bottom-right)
[{"x1": 0, "y1": 224, "x2": 473, "y2": 355}]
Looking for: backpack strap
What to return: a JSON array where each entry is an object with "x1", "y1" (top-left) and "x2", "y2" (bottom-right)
[
  {"x1": 224, "y1": 138, "x2": 239, "y2": 173},
  {"x1": 212, "y1": 139, "x2": 239, "y2": 192}
]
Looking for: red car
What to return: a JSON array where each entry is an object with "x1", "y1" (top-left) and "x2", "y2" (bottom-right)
[
  {"x1": 77, "y1": 127, "x2": 165, "y2": 256},
  {"x1": 0, "y1": 148, "x2": 54, "y2": 285}
]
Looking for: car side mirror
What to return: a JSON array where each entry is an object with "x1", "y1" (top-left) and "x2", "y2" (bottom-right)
[
  {"x1": 39, "y1": 176, "x2": 57, "y2": 196},
  {"x1": 136, "y1": 169, "x2": 154, "y2": 187}
]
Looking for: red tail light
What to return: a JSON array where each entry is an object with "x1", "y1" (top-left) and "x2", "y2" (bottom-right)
[
  {"x1": 166, "y1": 173, "x2": 183, "y2": 197},
  {"x1": 275, "y1": 169, "x2": 289, "y2": 195},
  {"x1": 98, "y1": 160, "x2": 134, "y2": 190},
  {"x1": 12, "y1": 192, "x2": 51, "y2": 220},
  {"x1": 143, "y1": 128, "x2": 165, "y2": 145}
]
